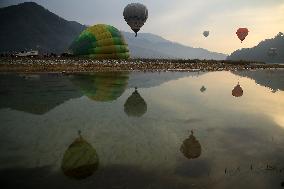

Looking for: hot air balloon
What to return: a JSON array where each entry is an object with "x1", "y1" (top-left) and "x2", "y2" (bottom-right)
[
  {"x1": 71, "y1": 72, "x2": 129, "y2": 102},
  {"x1": 61, "y1": 131, "x2": 99, "y2": 179},
  {"x1": 123, "y1": 3, "x2": 148, "y2": 37},
  {"x1": 200, "y1": 86, "x2": 206, "y2": 93},
  {"x1": 69, "y1": 24, "x2": 129, "y2": 59},
  {"x1": 124, "y1": 87, "x2": 147, "y2": 117},
  {"x1": 236, "y1": 28, "x2": 249, "y2": 43},
  {"x1": 267, "y1": 48, "x2": 277, "y2": 57},
  {"x1": 203, "y1": 31, "x2": 209, "y2": 38},
  {"x1": 180, "y1": 130, "x2": 201, "y2": 159},
  {"x1": 232, "y1": 82, "x2": 243, "y2": 97}
]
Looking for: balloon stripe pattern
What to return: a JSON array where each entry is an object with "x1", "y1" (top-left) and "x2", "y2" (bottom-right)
[{"x1": 70, "y1": 24, "x2": 130, "y2": 59}]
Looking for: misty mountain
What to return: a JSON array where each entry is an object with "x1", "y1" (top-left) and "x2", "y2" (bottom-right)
[
  {"x1": 0, "y1": 2, "x2": 227, "y2": 59},
  {"x1": 0, "y1": 2, "x2": 85, "y2": 54},
  {"x1": 227, "y1": 33, "x2": 284, "y2": 63},
  {"x1": 123, "y1": 32, "x2": 227, "y2": 59}
]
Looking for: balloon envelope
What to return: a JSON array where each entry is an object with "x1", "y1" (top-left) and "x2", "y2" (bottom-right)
[
  {"x1": 69, "y1": 24, "x2": 129, "y2": 59},
  {"x1": 236, "y1": 28, "x2": 249, "y2": 42},
  {"x1": 203, "y1": 31, "x2": 209, "y2": 37},
  {"x1": 123, "y1": 3, "x2": 148, "y2": 37}
]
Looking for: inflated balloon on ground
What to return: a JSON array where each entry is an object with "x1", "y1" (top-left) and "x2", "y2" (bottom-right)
[
  {"x1": 69, "y1": 24, "x2": 129, "y2": 59},
  {"x1": 123, "y1": 3, "x2": 148, "y2": 37}
]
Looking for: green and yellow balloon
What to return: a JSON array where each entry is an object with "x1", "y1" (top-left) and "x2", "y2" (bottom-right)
[{"x1": 70, "y1": 24, "x2": 130, "y2": 59}]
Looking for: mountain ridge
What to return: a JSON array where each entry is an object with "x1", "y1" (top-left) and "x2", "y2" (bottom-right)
[{"x1": 227, "y1": 32, "x2": 284, "y2": 63}]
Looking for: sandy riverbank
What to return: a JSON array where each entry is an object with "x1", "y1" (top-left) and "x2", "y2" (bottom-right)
[{"x1": 0, "y1": 57, "x2": 283, "y2": 73}]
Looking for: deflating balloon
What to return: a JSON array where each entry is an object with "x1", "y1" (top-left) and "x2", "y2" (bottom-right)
[
  {"x1": 69, "y1": 24, "x2": 129, "y2": 59},
  {"x1": 232, "y1": 82, "x2": 243, "y2": 97},
  {"x1": 236, "y1": 28, "x2": 249, "y2": 43},
  {"x1": 123, "y1": 3, "x2": 148, "y2": 37},
  {"x1": 267, "y1": 48, "x2": 277, "y2": 57},
  {"x1": 203, "y1": 31, "x2": 209, "y2": 37},
  {"x1": 61, "y1": 131, "x2": 99, "y2": 179},
  {"x1": 180, "y1": 130, "x2": 201, "y2": 159},
  {"x1": 124, "y1": 87, "x2": 147, "y2": 117}
]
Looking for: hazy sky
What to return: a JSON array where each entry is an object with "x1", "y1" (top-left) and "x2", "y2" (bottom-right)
[{"x1": 1, "y1": 0, "x2": 284, "y2": 54}]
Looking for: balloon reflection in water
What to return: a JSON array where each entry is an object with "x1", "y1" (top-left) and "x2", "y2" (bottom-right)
[
  {"x1": 61, "y1": 130, "x2": 99, "y2": 179},
  {"x1": 180, "y1": 130, "x2": 202, "y2": 159},
  {"x1": 71, "y1": 72, "x2": 129, "y2": 102},
  {"x1": 124, "y1": 87, "x2": 147, "y2": 117},
  {"x1": 200, "y1": 86, "x2": 206, "y2": 93},
  {"x1": 232, "y1": 82, "x2": 243, "y2": 97}
]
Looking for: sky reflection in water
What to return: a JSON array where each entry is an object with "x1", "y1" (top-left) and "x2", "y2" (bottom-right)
[{"x1": 0, "y1": 70, "x2": 283, "y2": 189}]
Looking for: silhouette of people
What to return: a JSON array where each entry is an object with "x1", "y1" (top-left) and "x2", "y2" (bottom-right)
[
  {"x1": 180, "y1": 130, "x2": 202, "y2": 159},
  {"x1": 124, "y1": 87, "x2": 147, "y2": 117},
  {"x1": 61, "y1": 130, "x2": 99, "y2": 179}
]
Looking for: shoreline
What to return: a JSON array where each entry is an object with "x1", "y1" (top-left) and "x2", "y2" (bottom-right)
[{"x1": 0, "y1": 57, "x2": 283, "y2": 73}]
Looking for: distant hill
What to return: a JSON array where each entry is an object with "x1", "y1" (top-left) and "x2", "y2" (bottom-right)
[
  {"x1": 0, "y1": 2, "x2": 85, "y2": 54},
  {"x1": 123, "y1": 32, "x2": 227, "y2": 60},
  {"x1": 0, "y1": 2, "x2": 227, "y2": 59},
  {"x1": 227, "y1": 33, "x2": 284, "y2": 63}
]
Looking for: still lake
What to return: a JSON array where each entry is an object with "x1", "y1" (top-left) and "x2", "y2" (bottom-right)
[{"x1": 0, "y1": 70, "x2": 284, "y2": 189}]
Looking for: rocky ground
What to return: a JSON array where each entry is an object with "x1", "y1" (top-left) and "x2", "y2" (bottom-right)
[{"x1": 0, "y1": 57, "x2": 283, "y2": 73}]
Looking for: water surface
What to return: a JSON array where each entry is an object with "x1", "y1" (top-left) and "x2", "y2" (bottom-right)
[{"x1": 0, "y1": 70, "x2": 284, "y2": 189}]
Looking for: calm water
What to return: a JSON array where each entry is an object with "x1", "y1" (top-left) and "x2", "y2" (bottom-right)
[{"x1": 0, "y1": 70, "x2": 284, "y2": 189}]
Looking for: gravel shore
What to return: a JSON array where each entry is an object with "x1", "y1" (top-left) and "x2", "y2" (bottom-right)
[{"x1": 0, "y1": 57, "x2": 283, "y2": 73}]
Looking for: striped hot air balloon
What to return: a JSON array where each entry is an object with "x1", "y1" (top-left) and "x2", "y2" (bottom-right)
[{"x1": 69, "y1": 24, "x2": 130, "y2": 59}]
